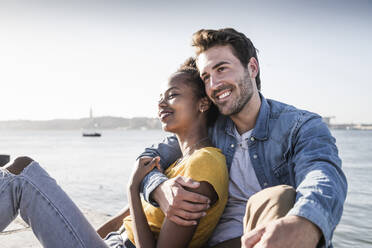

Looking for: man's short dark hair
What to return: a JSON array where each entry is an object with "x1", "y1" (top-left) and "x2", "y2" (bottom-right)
[{"x1": 192, "y1": 28, "x2": 261, "y2": 91}]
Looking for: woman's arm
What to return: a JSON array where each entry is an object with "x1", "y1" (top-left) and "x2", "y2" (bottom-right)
[
  {"x1": 128, "y1": 157, "x2": 162, "y2": 248},
  {"x1": 128, "y1": 186, "x2": 157, "y2": 248},
  {"x1": 96, "y1": 206, "x2": 130, "y2": 238},
  {"x1": 130, "y1": 180, "x2": 217, "y2": 248}
]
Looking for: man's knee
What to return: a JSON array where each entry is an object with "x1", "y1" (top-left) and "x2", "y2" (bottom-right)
[
  {"x1": 6, "y1": 156, "x2": 34, "y2": 175},
  {"x1": 250, "y1": 185, "x2": 295, "y2": 203},
  {"x1": 244, "y1": 185, "x2": 296, "y2": 232}
]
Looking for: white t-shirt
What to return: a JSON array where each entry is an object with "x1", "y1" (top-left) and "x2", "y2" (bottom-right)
[{"x1": 208, "y1": 128, "x2": 262, "y2": 246}]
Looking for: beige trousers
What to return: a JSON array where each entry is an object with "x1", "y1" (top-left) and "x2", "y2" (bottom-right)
[{"x1": 210, "y1": 185, "x2": 296, "y2": 248}]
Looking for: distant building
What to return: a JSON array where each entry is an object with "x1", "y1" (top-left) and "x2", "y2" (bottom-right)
[{"x1": 322, "y1": 116, "x2": 335, "y2": 126}]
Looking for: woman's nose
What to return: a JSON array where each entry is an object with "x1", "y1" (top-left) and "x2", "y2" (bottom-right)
[{"x1": 158, "y1": 97, "x2": 167, "y2": 107}]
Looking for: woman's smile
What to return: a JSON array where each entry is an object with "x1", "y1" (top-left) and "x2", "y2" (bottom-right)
[{"x1": 158, "y1": 109, "x2": 173, "y2": 122}]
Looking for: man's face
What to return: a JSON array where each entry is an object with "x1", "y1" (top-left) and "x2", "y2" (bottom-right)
[{"x1": 197, "y1": 45, "x2": 256, "y2": 116}]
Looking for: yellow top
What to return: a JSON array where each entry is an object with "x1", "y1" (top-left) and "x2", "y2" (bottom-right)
[{"x1": 123, "y1": 147, "x2": 228, "y2": 248}]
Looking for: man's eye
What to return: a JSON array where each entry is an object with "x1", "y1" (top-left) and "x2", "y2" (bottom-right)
[
  {"x1": 203, "y1": 75, "x2": 210, "y2": 82},
  {"x1": 217, "y1": 67, "x2": 225, "y2": 72}
]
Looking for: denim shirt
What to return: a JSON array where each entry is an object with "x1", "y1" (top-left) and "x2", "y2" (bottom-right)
[{"x1": 139, "y1": 94, "x2": 347, "y2": 248}]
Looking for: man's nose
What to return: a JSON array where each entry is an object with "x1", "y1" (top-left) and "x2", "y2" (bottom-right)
[{"x1": 209, "y1": 75, "x2": 222, "y2": 90}]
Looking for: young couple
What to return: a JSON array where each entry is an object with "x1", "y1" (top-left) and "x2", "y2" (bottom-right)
[{"x1": 0, "y1": 28, "x2": 347, "y2": 248}]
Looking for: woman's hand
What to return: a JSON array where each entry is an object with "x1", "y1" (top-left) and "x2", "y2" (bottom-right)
[{"x1": 128, "y1": 156, "x2": 162, "y2": 191}]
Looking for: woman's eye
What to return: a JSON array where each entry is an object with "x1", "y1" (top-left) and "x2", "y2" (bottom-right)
[{"x1": 168, "y1": 94, "x2": 178, "y2": 100}]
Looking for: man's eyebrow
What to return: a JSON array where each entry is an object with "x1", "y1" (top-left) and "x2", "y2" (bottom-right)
[{"x1": 201, "y1": 61, "x2": 230, "y2": 77}]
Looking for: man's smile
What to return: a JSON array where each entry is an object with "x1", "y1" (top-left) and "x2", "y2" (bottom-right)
[
  {"x1": 213, "y1": 87, "x2": 233, "y2": 103},
  {"x1": 217, "y1": 90, "x2": 231, "y2": 100}
]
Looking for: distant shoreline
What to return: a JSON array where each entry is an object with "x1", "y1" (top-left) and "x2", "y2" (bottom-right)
[
  {"x1": 0, "y1": 116, "x2": 162, "y2": 130},
  {"x1": 1, "y1": 117, "x2": 371, "y2": 131}
]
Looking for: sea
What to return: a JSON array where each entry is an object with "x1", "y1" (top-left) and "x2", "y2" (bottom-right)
[{"x1": 0, "y1": 129, "x2": 371, "y2": 247}]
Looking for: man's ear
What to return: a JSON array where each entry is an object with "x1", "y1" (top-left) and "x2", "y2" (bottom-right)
[
  {"x1": 247, "y1": 57, "x2": 259, "y2": 78},
  {"x1": 199, "y1": 97, "x2": 211, "y2": 113}
]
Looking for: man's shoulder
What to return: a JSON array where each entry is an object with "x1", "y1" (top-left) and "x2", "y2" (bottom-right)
[
  {"x1": 266, "y1": 97, "x2": 321, "y2": 123},
  {"x1": 264, "y1": 97, "x2": 330, "y2": 140}
]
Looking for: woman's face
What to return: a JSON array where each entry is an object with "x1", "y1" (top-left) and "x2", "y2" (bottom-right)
[{"x1": 158, "y1": 73, "x2": 201, "y2": 133}]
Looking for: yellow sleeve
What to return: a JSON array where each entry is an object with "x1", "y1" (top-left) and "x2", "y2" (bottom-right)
[{"x1": 182, "y1": 148, "x2": 228, "y2": 204}]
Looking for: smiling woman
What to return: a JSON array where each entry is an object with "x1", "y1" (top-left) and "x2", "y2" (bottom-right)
[
  {"x1": 123, "y1": 58, "x2": 227, "y2": 248},
  {"x1": 158, "y1": 73, "x2": 208, "y2": 133}
]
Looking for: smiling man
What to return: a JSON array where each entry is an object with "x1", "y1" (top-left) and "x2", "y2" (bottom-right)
[{"x1": 138, "y1": 28, "x2": 347, "y2": 248}]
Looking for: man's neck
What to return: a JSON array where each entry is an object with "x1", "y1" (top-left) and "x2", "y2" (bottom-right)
[{"x1": 230, "y1": 91, "x2": 261, "y2": 135}]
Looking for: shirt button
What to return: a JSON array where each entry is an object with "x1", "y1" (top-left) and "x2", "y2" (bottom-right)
[
  {"x1": 230, "y1": 144, "x2": 235, "y2": 148},
  {"x1": 250, "y1": 137, "x2": 255, "y2": 141},
  {"x1": 253, "y1": 154, "x2": 258, "y2": 159}
]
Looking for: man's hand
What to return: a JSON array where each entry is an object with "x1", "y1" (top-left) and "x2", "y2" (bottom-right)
[
  {"x1": 152, "y1": 176, "x2": 210, "y2": 226},
  {"x1": 241, "y1": 216, "x2": 322, "y2": 248}
]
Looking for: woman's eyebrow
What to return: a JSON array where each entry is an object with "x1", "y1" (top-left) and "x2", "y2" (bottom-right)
[
  {"x1": 165, "y1": 86, "x2": 180, "y2": 93},
  {"x1": 160, "y1": 86, "x2": 180, "y2": 97}
]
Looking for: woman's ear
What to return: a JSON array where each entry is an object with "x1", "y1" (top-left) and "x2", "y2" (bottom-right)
[{"x1": 199, "y1": 97, "x2": 211, "y2": 113}]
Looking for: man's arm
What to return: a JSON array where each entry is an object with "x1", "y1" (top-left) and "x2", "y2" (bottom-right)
[
  {"x1": 138, "y1": 136, "x2": 210, "y2": 226},
  {"x1": 287, "y1": 115, "x2": 347, "y2": 247},
  {"x1": 139, "y1": 135, "x2": 181, "y2": 203},
  {"x1": 242, "y1": 115, "x2": 347, "y2": 248}
]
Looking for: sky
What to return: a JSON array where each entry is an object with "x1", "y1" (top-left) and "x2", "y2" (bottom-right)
[{"x1": 1, "y1": 0, "x2": 371, "y2": 124}]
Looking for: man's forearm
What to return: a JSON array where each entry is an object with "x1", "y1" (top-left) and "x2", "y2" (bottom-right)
[
  {"x1": 289, "y1": 117, "x2": 347, "y2": 247},
  {"x1": 142, "y1": 169, "x2": 168, "y2": 205},
  {"x1": 289, "y1": 161, "x2": 347, "y2": 247},
  {"x1": 138, "y1": 135, "x2": 182, "y2": 204}
]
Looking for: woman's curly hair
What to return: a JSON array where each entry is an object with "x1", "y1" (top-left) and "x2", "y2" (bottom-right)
[{"x1": 176, "y1": 57, "x2": 219, "y2": 127}]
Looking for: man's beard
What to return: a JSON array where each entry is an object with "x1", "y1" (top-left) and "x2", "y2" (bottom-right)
[{"x1": 218, "y1": 69, "x2": 254, "y2": 116}]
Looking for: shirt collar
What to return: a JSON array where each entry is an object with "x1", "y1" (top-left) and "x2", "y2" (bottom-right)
[{"x1": 252, "y1": 93, "x2": 270, "y2": 141}]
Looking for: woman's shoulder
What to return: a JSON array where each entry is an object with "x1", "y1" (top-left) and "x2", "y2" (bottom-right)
[
  {"x1": 192, "y1": 147, "x2": 225, "y2": 160},
  {"x1": 186, "y1": 147, "x2": 227, "y2": 172}
]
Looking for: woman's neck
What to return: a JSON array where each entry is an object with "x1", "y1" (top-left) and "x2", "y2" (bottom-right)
[{"x1": 176, "y1": 128, "x2": 210, "y2": 157}]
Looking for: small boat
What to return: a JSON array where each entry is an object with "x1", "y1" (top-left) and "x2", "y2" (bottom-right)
[
  {"x1": 82, "y1": 132, "x2": 101, "y2": 137},
  {"x1": 82, "y1": 108, "x2": 101, "y2": 137}
]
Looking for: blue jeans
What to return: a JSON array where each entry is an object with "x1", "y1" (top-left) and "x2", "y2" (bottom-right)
[{"x1": 0, "y1": 161, "x2": 134, "y2": 248}]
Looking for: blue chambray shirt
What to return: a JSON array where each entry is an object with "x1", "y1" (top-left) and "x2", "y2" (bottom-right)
[{"x1": 139, "y1": 93, "x2": 347, "y2": 248}]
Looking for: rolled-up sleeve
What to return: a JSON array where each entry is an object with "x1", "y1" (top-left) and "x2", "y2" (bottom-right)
[
  {"x1": 287, "y1": 115, "x2": 348, "y2": 247},
  {"x1": 138, "y1": 135, "x2": 182, "y2": 205}
]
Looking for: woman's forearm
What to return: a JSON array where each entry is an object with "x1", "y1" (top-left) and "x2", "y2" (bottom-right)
[{"x1": 128, "y1": 186, "x2": 156, "y2": 248}]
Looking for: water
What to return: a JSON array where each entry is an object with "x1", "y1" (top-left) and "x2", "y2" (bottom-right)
[
  {"x1": 331, "y1": 130, "x2": 372, "y2": 248},
  {"x1": 0, "y1": 129, "x2": 168, "y2": 214},
  {"x1": 0, "y1": 129, "x2": 371, "y2": 247}
]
